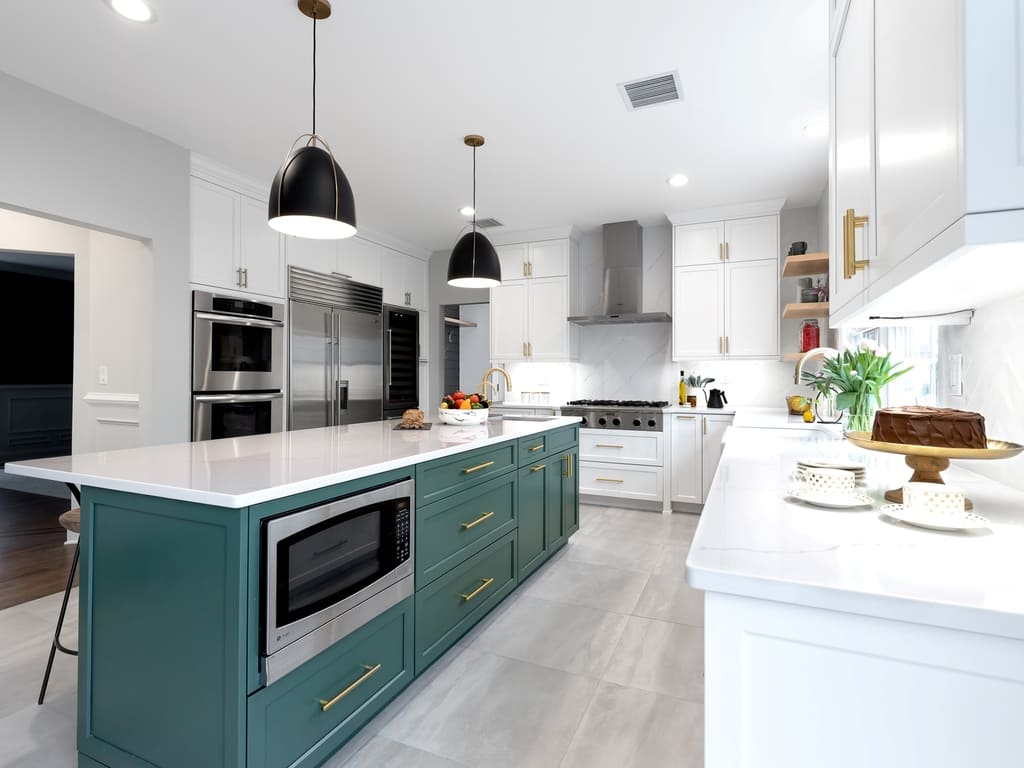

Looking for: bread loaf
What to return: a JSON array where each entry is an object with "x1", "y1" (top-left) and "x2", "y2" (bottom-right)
[{"x1": 400, "y1": 409, "x2": 425, "y2": 429}]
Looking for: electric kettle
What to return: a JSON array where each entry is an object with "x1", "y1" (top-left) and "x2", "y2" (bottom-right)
[{"x1": 706, "y1": 388, "x2": 727, "y2": 409}]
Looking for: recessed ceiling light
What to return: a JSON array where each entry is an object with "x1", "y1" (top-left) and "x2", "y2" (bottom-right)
[
  {"x1": 107, "y1": 0, "x2": 155, "y2": 23},
  {"x1": 803, "y1": 120, "x2": 829, "y2": 138},
  {"x1": 666, "y1": 173, "x2": 689, "y2": 188},
  {"x1": 458, "y1": 206, "x2": 475, "y2": 216}
]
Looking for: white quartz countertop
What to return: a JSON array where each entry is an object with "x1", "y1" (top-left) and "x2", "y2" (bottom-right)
[
  {"x1": 4, "y1": 417, "x2": 580, "y2": 508},
  {"x1": 686, "y1": 423, "x2": 1024, "y2": 640}
]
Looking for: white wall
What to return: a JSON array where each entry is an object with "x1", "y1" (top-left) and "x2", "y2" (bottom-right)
[
  {"x1": 0, "y1": 72, "x2": 190, "y2": 446},
  {"x1": 938, "y1": 293, "x2": 1024, "y2": 491},
  {"x1": 457, "y1": 304, "x2": 490, "y2": 394}
]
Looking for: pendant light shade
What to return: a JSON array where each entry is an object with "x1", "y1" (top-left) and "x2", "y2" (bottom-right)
[
  {"x1": 448, "y1": 231, "x2": 501, "y2": 288},
  {"x1": 268, "y1": 0, "x2": 356, "y2": 240},
  {"x1": 447, "y1": 134, "x2": 501, "y2": 288}
]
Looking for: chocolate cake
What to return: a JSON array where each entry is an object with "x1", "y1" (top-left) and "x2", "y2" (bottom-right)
[{"x1": 871, "y1": 406, "x2": 987, "y2": 448}]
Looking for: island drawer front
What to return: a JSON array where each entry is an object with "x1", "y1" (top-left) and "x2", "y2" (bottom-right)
[
  {"x1": 578, "y1": 461, "x2": 663, "y2": 502},
  {"x1": 417, "y1": 471, "x2": 517, "y2": 587},
  {"x1": 546, "y1": 425, "x2": 579, "y2": 455},
  {"x1": 519, "y1": 434, "x2": 551, "y2": 461},
  {"x1": 415, "y1": 532, "x2": 517, "y2": 674},
  {"x1": 416, "y1": 442, "x2": 518, "y2": 506},
  {"x1": 579, "y1": 431, "x2": 662, "y2": 466},
  {"x1": 247, "y1": 598, "x2": 414, "y2": 768}
]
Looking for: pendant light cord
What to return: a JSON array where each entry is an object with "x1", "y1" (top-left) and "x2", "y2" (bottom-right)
[
  {"x1": 311, "y1": 4, "x2": 317, "y2": 137},
  {"x1": 471, "y1": 145, "x2": 477, "y2": 234}
]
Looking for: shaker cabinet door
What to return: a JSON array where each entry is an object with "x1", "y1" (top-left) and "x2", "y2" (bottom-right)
[
  {"x1": 725, "y1": 259, "x2": 778, "y2": 358},
  {"x1": 672, "y1": 265, "x2": 723, "y2": 359},
  {"x1": 190, "y1": 177, "x2": 239, "y2": 290},
  {"x1": 489, "y1": 282, "x2": 528, "y2": 360}
]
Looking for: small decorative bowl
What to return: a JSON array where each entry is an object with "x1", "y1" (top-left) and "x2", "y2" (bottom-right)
[
  {"x1": 438, "y1": 408, "x2": 489, "y2": 426},
  {"x1": 786, "y1": 395, "x2": 810, "y2": 415}
]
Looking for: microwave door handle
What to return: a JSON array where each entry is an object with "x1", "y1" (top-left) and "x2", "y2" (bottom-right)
[
  {"x1": 194, "y1": 392, "x2": 283, "y2": 403},
  {"x1": 193, "y1": 311, "x2": 284, "y2": 329}
]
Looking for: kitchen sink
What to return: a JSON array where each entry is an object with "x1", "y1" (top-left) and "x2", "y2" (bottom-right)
[{"x1": 488, "y1": 414, "x2": 560, "y2": 422}]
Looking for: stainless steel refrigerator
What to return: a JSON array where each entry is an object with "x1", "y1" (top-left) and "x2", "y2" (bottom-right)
[{"x1": 288, "y1": 267, "x2": 383, "y2": 430}]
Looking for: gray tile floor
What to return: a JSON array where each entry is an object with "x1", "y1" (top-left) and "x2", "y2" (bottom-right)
[{"x1": 0, "y1": 504, "x2": 704, "y2": 768}]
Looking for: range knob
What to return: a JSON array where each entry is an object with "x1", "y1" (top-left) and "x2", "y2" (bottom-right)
[
  {"x1": 612, "y1": 417, "x2": 621, "y2": 426},
  {"x1": 647, "y1": 419, "x2": 657, "y2": 428},
  {"x1": 598, "y1": 417, "x2": 607, "y2": 426},
  {"x1": 632, "y1": 417, "x2": 642, "y2": 427},
  {"x1": 580, "y1": 416, "x2": 588, "y2": 426}
]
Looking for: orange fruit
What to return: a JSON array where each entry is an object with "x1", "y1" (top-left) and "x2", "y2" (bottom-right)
[{"x1": 459, "y1": 399, "x2": 472, "y2": 410}]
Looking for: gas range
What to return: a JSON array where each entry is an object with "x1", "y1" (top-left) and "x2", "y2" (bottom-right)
[{"x1": 561, "y1": 400, "x2": 670, "y2": 431}]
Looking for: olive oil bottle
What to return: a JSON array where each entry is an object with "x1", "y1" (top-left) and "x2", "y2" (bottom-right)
[{"x1": 678, "y1": 370, "x2": 687, "y2": 406}]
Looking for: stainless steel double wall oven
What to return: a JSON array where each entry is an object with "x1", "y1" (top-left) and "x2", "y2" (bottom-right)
[{"x1": 191, "y1": 290, "x2": 285, "y2": 440}]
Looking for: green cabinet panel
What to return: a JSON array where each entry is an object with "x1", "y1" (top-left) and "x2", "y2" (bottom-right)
[
  {"x1": 77, "y1": 488, "x2": 247, "y2": 768},
  {"x1": 518, "y1": 433, "x2": 550, "y2": 462},
  {"x1": 247, "y1": 598, "x2": 413, "y2": 768},
  {"x1": 546, "y1": 425, "x2": 579, "y2": 456},
  {"x1": 416, "y1": 442, "x2": 517, "y2": 507},
  {"x1": 562, "y1": 449, "x2": 580, "y2": 539},
  {"x1": 414, "y1": 532, "x2": 517, "y2": 674},
  {"x1": 417, "y1": 471, "x2": 517, "y2": 587},
  {"x1": 517, "y1": 459, "x2": 550, "y2": 580}
]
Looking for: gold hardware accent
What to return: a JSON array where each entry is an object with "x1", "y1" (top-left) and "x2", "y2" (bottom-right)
[
  {"x1": 703, "y1": 416, "x2": 708, "y2": 435},
  {"x1": 299, "y1": 0, "x2": 332, "y2": 21},
  {"x1": 479, "y1": 367, "x2": 512, "y2": 400},
  {"x1": 528, "y1": 262, "x2": 533, "y2": 277},
  {"x1": 528, "y1": 342, "x2": 533, "y2": 356},
  {"x1": 570, "y1": 454, "x2": 574, "y2": 477},
  {"x1": 676, "y1": 415, "x2": 696, "y2": 420},
  {"x1": 718, "y1": 337, "x2": 723, "y2": 354},
  {"x1": 463, "y1": 134, "x2": 485, "y2": 148},
  {"x1": 522, "y1": 341, "x2": 527, "y2": 357},
  {"x1": 461, "y1": 577, "x2": 494, "y2": 602},
  {"x1": 527, "y1": 443, "x2": 544, "y2": 452},
  {"x1": 725, "y1": 242, "x2": 730, "y2": 260},
  {"x1": 236, "y1": 267, "x2": 242, "y2": 287},
  {"x1": 462, "y1": 460, "x2": 495, "y2": 474},
  {"x1": 319, "y1": 663, "x2": 380, "y2": 712},
  {"x1": 594, "y1": 443, "x2": 624, "y2": 449},
  {"x1": 596, "y1": 477, "x2": 624, "y2": 483},
  {"x1": 461, "y1": 510, "x2": 495, "y2": 530},
  {"x1": 530, "y1": 464, "x2": 545, "y2": 473},
  {"x1": 563, "y1": 455, "x2": 570, "y2": 478},
  {"x1": 523, "y1": 262, "x2": 528, "y2": 277},
  {"x1": 842, "y1": 207, "x2": 870, "y2": 279},
  {"x1": 719, "y1": 243, "x2": 723, "y2": 261},
  {"x1": 725, "y1": 336, "x2": 729, "y2": 354}
]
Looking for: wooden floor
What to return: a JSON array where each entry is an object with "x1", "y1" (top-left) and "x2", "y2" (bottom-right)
[{"x1": 0, "y1": 487, "x2": 77, "y2": 611}]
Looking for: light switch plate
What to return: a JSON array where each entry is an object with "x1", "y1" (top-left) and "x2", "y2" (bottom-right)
[{"x1": 948, "y1": 354, "x2": 963, "y2": 397}]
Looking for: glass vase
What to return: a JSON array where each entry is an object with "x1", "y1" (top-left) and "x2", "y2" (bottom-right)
[
  {"x1": 844, "y1": 398, "x2": 877, "y2": 434},
  {"x1": 813, "y1": 391, "x2": 842, "y2": 424}
]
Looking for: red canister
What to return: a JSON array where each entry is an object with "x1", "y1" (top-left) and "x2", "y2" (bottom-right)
[{"x1": 800, "y1": 320, "x2": 820, "y2": 352}]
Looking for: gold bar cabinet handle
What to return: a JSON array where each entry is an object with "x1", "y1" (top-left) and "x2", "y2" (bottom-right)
[
  {"x1": 725, "y1": 242, "x2": 729, "y2": 260},
  {"x1": 725, "y1": 336, "x2": 729, "y2": 354},
  {"x1": 530, "y1": 464, "x2": 545, "y2": 473},
  {"x1": 718, "y1": 337, "x2": 723, "y2": 354},
  {"x1": 462, "y1": 460, "x2": 495, "y2": 475},
  {"x1": 843, "y1": 207, "x2": 870, "y2": 279},
  {"x1": 461, "y1": 577, "x2": 495, "y2": 602},
  {"x1": 527, "y1": 443, "x2": 544, "y2": 452},
  {"x1": 594, "y1": 443, "x2": 624, "y2": 449},
  {"x1": 703, "y1": 416, "x2": 708, "y2": 435},
  {"x1": 461, "y1": 510, "x2": 495, "y2": 530},
  {"x1": 719, "y1": 243, "x2": 723, "y2": 261},
  {"x1": 676, "y1": 414, "x2": 696, "y2": 420},
  {"x1": 528, "y1": 342, "x2": 533, "y2": 357},
  {"x1": 570, "y1": 454, "x2": 574, "y2": 477},
  {"x1": 523, "y1": 262, "x2": 528, "y2": 277},
  {"x1": 563, "y1": 455, "x2": 570, "y2": 478},
  {"x1": 319, "y1": 663, "x2": 382, "y2": 712},
  {"x1": 596, "y1": 477, "x2": 624, "y2": 483}
]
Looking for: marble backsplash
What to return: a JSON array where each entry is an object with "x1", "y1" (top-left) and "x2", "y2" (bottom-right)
[{"x1": 938, "y1": 292, "x2": 1024, "y2": 491}]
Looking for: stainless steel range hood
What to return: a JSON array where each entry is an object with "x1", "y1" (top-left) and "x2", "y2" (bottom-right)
[{"x1": 568, "y1": 221, "x2": 672, "y2": 326}]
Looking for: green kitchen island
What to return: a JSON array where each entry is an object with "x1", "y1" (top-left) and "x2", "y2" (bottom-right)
[{"x1": 6, "y1": 417, "x2": 580, "y2": 768}]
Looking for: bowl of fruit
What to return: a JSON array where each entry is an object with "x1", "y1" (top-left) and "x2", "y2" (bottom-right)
[{"x1": 438, "y1": 391, "x2": 490, "y2": 425}]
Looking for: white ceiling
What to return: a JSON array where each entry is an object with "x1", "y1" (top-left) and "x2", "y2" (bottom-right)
[{"x1": 0, "y1": 0, "x2": 828, "y2": 251}]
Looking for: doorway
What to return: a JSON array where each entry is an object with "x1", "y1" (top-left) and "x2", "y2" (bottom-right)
[{"x1": 442, "y1": 303, "x2": 490, "y2": 395}]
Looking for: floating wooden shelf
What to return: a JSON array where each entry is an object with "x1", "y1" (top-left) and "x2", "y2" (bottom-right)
[
  {"x1": 781, "y1": 352, "x2": 805, "y2": 362},
  {"x1": 783, "y1": 302, "x2": 830, "y2": 320},
  {"x1": 782, "y1": 252, "x2": 830, "y2": 277}
]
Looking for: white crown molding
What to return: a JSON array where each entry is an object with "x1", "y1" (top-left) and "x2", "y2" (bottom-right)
[
  {"x1": 485, "y1": 225, "x2": 580, "y2": 247},
  {"x1": 355, "y1": 226, "x2": 432, "y2": 261},
  {"x1": 83, "y1": 392, "x2": 140, "y2": 404},
  {"x1": 190, "y1": 153, "x2": 268, "y2": 202},
  {"x1": 666, "y1": 198, "x2": 787, "y2": 226}
]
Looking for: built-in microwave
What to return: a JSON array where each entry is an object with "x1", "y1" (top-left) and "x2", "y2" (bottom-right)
[
  {"x1": 192, "y1": 290, "x2": 284, "y2": 393},
  {"x1": 261, "y1": 477, "x2": 414, "y2": 684}
]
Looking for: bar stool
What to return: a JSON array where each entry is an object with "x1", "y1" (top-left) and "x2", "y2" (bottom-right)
[{"x1": 37, "y1": 484, "x2": 81, "y2": 705}]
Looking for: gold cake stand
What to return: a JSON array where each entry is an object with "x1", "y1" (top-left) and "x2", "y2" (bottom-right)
[{"x1": 844, "y1": 432, "x2": 1024, "y2": 510}]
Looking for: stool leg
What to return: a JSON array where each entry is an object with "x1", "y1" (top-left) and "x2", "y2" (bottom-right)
[{"x1": 38, "y1": 541, "x2": 80, "y2": 705}]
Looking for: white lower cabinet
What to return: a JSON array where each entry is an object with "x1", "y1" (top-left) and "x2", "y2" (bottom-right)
[
  {"x1": 578, "y1": 462, "x2": 664, "y2": 504},
  {"x1": 580, "y1": 431, "x2": 662, "y2": 466},
  {"x1": 669, "y1": 412, "x2": 733, "y2": 505},
  {"x1": 578, "y1": 428, "x2": 664, "y2": 505}
]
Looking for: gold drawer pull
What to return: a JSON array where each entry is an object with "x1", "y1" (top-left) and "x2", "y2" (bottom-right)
[
  {"x1": 676, "y1": 415, "x2": 696, "y2": 420},
  {"x1": 843, "y1": 207, "x2": 870, "y2": 279},
  {"x1": 527, "y1": 443, "x2": 544, "y2": 452},
  {"x1": 319, "y1": 663, "x2": 382, "y2": 712},
  {"x1": 462, "y1": 460, "x2": 495, "y2": 474},
  {"x1": 461, "y1": 577, "x2": 495, "y2": 602},
  {"x1": 530, "y1": 464, "x2": 545, "y2": 472},
  {"x1": 594, "y1": 443, "x2": 624, "y2": 449},
  {"x1": 595, "y1": 477, "x2": 624, "y2": 483},
  {"x1": 460, "y1": 510, "x2": 495, "y2": 530}
]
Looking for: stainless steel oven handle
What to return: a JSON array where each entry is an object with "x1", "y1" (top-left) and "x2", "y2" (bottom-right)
[
  {"x1": 193, "y1": 311, "x2": 285, "y2": 329},
  {"x1": 190, "y1": 393, "x2": 280, "y2": 405}
]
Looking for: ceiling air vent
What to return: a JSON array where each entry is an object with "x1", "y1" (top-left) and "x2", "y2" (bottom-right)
[
  {"x1": 474, "y1": 218, "x2": 503, "y2": 228},
  {"x1": 618, "y1": 71, "x2": 682, "y2": 111}
]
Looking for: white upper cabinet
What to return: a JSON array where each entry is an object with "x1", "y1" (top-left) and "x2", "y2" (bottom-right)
[
  {"x1": 528, "y1": 240, "x2": 569, "y2": 278},
  {"x1": 526, "y1": 277, "x2": 570, "y2": 359},
  {"x1": 674, "y1": 222, "x2": 725, "y2": 267},
  {"x1": 190, "y1": 175, "x2": 283, "y2": 298},
  {"x1": 283, "y1": 236, "x2": 336, "y2": 276},
  {"x1": 496, "y1": 244, "x2": 529, "y2": 281},
  {"x1": 382, "y1": 248, "x2": 427, "y2": 310},
  {"x1": 670, "y1": 207, "x2": 780, "y2": 360},
  {"x1": 336, "y1": 237, "x2": 382, "y2": 287},
  {"x1": 830, "y1": 0, "x2": 1024, "y2": 325},
  {"x1": 490, "y1": 281, "x2": 529, "y2": 360}
]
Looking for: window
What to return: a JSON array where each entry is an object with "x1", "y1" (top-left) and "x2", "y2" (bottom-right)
[{"x1": 839, "y1": 325, "x2": 938, "y2": 407}]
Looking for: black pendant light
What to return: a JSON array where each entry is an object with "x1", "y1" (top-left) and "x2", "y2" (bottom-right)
[
  {"x1": 447, "y1": 135, "x2": 501, "y2": 288},
  {"x1": 268, "y1": 0, "x2": 356, "y2": 240}
]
